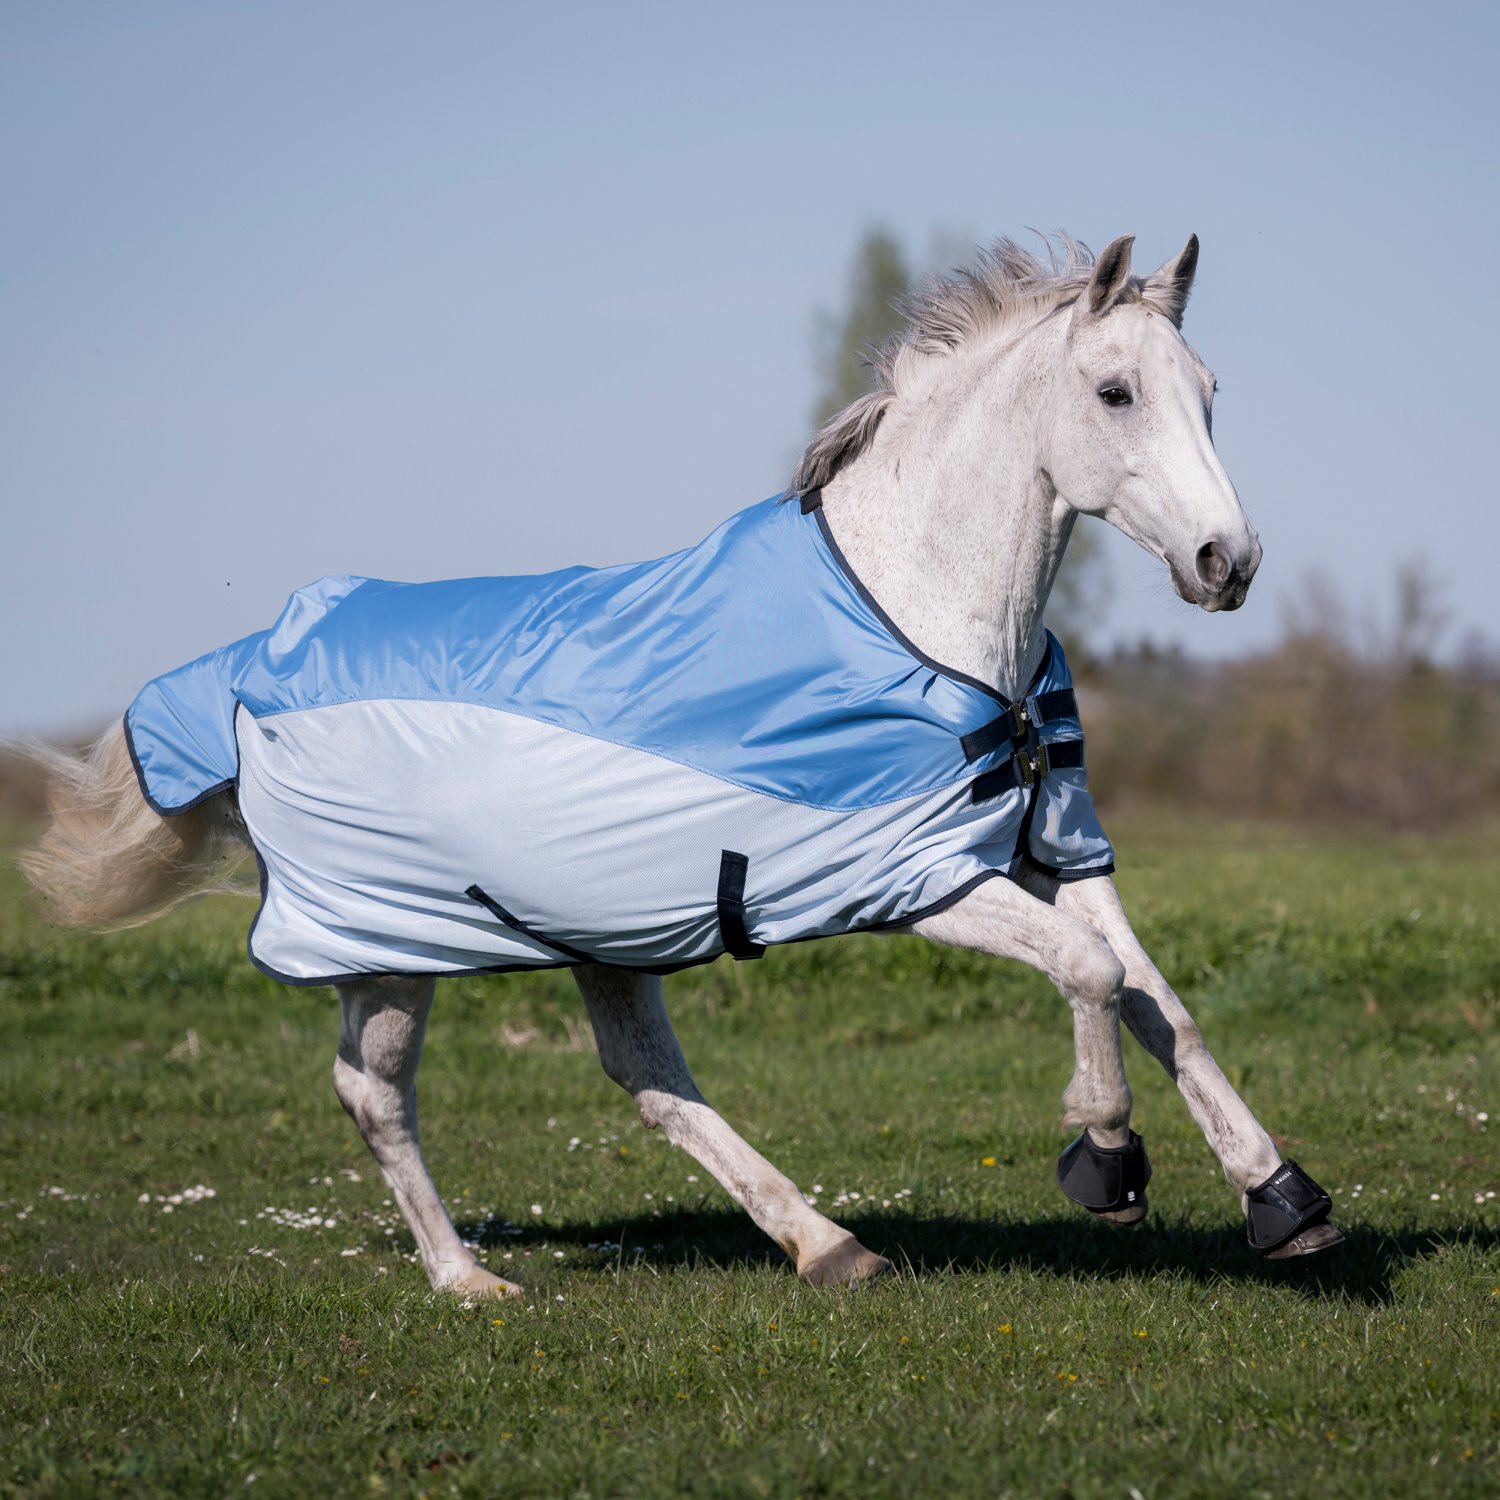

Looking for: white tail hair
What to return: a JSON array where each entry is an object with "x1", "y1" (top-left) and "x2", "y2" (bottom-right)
[{"x1": 17, "y1": 721, "x2": 252, "y2": 929}]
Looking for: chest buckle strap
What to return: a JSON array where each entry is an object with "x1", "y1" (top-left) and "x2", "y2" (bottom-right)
[
  {"x1": 970, "y1": 737, "x2": 1086, "y2": 805},
  {"x1": 1016, "y1": 741, "x2": 1051, "y2": 788},
  {"x1": 960, "y1": 689, "x2": 1079, "y2": 763}
]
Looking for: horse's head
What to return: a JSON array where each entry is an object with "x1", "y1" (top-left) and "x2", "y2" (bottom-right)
[{"x1": 1048, "y1": 234, "x2": 1260, "y2": 612}]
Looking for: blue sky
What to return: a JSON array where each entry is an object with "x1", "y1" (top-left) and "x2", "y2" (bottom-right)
[{"x1": 3, "y1": 2, "x2": 1496, "y2": 732}]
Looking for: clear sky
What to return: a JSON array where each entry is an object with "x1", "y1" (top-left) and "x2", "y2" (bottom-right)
[{"x1": 3, "y1": 2, "x2": 1496, "y2": 734}]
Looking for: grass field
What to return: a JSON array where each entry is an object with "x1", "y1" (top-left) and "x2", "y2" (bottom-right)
[{"x1": 3, "y1": 817, "x2": 1500, "y2": 1498}]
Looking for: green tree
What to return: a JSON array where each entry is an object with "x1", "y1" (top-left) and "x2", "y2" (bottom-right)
[
  {"x1": 1047, "y1": 516, "x2": 1113, "y2": 668},
  {"x1": 811, "y1": 227, "x2": 910, "y2": 431}
]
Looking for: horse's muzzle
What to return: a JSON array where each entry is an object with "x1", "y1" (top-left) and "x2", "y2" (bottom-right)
[{"x1": 1170, "y1": 534, "x2": 1261, "y2": 612}]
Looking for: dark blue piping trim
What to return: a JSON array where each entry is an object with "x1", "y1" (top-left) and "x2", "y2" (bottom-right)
[
  {"x1": 809, "y1": 504, "x2": 1018, "y2": 708},
  {"x1": 123, "y1": 710, "x2": 236, "y2": 817},
  {"x1": 1022, "y1": 854, "x2": 1117, "y2": 883},
  {"x1": 807, "y1": 499, "x2": 1055, "y2": 721},
  {"x1": 248, "y1": 954, "x2": 579, "y2": 987},
  {"x1": 245, "y1": 867, "x2": 1027, "y2": 985},
  {"x1": 240, "y1": 858, "x2": 1087, "y2": 985},
  {"x1": 864, "y1": 867, "x2": 1006, "y2": 930},
  {"x1": 246, "y1": 844, "x2": 726, "y2": 985}
]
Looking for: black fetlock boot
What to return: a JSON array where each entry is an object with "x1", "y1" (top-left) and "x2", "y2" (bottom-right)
[
  {"x1": 1245, "y1": 1160, "x2": 1343, "y2": 1258},
  {"x1": 1057, "y1": 1129, "x2": 1151, "y2": 1226}
]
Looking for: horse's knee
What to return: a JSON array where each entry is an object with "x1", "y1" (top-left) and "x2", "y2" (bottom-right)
[{"x1": 1062, "y1": 931, "x2": 1126, "y2": 1011}]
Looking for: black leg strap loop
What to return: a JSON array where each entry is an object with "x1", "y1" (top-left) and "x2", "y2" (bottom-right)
[
  {"x1": 716, "y1": 849, "x2": 764, "y2": 961},
  {"x1": 1245, "y1": 1160, "x2": 1332, "y2": 1252},
  {"x1": 1056, "y1": 1129, "x2": 1151, "y2": 1214}
]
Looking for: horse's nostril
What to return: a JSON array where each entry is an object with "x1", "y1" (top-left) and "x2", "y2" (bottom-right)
[{"x1": 1196, "y1": 541, "x2": 1231, "y2": 591}]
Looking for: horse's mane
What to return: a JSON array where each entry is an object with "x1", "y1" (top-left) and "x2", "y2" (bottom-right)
[{"x1": 790, "y1": 235, "x2": 1107, "y2": 499}]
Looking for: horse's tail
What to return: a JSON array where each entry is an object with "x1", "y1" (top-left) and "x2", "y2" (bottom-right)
[{"x1": 16, "y1": 720, "x2": 252, "y2": 930}]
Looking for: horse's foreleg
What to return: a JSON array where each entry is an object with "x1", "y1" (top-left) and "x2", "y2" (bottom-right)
[
  {"x1": 913, "y1": 873, "x2": 1135, "y2": 1153},
  {"x1": 574, "y1": 964, "x2": 890, "y2": 1286},
  {"x1": 1032, "y1": 871, "x2": 1342, "y2": 1254},
  {"x1": 333, "y1": 975, "x2": 521, "y2": 1299},
  {"x1": 1023, "y1": 871, "x2": 1280, "y2": 1193}
]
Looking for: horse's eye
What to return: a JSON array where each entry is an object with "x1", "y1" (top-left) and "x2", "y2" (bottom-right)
[{"x1": 1098, "y1": 386, "x2": 1132, "y2": 407}]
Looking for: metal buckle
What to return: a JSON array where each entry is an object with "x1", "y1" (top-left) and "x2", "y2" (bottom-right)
[
  {"x1": 1009, "y1": 702, "x2": 1029, "y2": 737},
  {"x1": 1016, "y1": 742, "x2": 1051, "y2": 788}
]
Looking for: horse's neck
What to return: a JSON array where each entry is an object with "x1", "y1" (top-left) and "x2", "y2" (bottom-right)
[{"x1": 818, "y1": 328, "x2": 1065, "y2": 700}]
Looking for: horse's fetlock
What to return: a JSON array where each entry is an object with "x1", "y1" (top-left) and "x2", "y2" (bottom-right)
[{"x1": 1063, "y1": 1085, "x2": 1132, "y2": 1134}]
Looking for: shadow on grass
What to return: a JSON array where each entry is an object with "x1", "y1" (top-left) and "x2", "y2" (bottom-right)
[{"x1": 462, "y1": 1206, "x2": 1500, "y2": 1306}]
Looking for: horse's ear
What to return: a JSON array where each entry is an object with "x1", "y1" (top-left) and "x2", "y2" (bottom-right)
[
  {"x1": 1146, "y1": 234, "x2": 1199, "y2": 327},
  {"x1": 1084, "y1": 234, "x2": 1135, "y2": 315}
]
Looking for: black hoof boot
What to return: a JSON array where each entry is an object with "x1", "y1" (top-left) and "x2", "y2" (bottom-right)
[
  {"x1": 1057, "y1": 1129, "x2": 1151, "y2": 1223},
  {"x1": 1246, "y1": 1161, "x2": 1336, "y2": 1256}
]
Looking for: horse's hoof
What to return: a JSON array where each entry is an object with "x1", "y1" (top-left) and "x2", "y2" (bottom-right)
[
  {"x1": 799, "y1": 1239, "x2": 892, "y2": 1288},
  {"x1": 1096, "y1": 1196, "x2": 1148, "y2": 1227},
  {"x1": 1264, "y1": 1221, "x2": 1344, "y2": 1260},
  {"x1": 440, "y1": 1265, "x2": 525, "y2": 1300}
]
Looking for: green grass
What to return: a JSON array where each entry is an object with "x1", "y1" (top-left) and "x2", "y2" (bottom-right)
[{"x1": 3, "y1": 816, "x2": 1500, "y2": 1498}]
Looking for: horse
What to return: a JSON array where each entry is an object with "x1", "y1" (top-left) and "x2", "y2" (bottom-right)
[{"x1": 20, "y1": 232, "x2": 1341, "y2": 1298}]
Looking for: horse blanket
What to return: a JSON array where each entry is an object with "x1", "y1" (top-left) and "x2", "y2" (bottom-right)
[{"x1": 124, "y1": 494, "x2": 1114, "y2": 984}]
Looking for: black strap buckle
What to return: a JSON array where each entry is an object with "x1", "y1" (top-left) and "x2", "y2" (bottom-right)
[
  {"x1": 1016, "y1": 741, "x2": 1051, "y2": 787},
  {"x1": 962, "y1": 691, "x2": 1078, "y2": 764}
]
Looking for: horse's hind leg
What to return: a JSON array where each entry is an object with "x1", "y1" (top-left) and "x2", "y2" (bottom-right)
[
  {"x1": 574, "y1": 965, "x2": 890, "y2": 1287},
  {"x1": 333, "y1": 975, "x2": 522, "y2": 1299}
]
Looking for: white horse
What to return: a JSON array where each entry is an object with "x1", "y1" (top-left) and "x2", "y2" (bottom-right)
[{"x1": 22, "y1": 233, "x2": 1340, "y2": 1297}]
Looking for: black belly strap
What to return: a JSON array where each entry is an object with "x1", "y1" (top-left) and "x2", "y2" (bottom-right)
[{"x1": 716, "y1": 849, "x2": 765, "y2": 961}]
